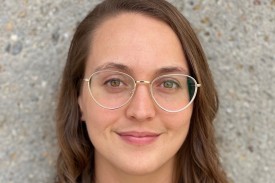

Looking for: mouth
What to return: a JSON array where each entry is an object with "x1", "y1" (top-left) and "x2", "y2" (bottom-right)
[{"x1": 116, "y1": 131, "x2": 161, "y2": 145}]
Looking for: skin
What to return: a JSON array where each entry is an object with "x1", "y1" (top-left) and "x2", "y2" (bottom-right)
[{"x1": 78, "y1": 13, "x2": 193, "y2": 183}]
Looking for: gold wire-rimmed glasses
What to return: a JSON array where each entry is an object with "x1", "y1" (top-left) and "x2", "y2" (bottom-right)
[{"x1": 83, "y1": 70, "x2": 201, "y2": 112}]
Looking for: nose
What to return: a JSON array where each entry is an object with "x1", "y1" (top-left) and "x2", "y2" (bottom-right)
[{"x1": 125, "y1": 83, "x2": 156, "y2": 121}]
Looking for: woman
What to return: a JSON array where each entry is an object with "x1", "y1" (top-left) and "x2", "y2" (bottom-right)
[{"x1": 56, "y1": 0, "x2": 228, "y2": 182}]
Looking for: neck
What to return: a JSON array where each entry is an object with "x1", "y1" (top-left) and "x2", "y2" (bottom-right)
[{"x1": 95, "y1": 172, "x2": 174, "y2": 183}]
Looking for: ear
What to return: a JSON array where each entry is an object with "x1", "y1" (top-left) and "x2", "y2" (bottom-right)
[{"x1": 78, "y1": 96, "x2": 86, "y2": 121}]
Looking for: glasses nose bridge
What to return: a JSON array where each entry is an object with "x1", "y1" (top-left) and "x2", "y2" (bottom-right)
[
  {"x1": 135, "y1": 80, "x2": 151, "y2": 85},
  {"x1": 131, "y1": 80, "x2": 152, "y2": 96}
]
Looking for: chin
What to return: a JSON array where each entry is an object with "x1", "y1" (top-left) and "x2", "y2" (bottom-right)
[
  {"x1": 116, "y1": 156, "x2": 172, "y2": 177},
  {"x1": 120, "y1": 163, "x2": 160, "y2": 176}
]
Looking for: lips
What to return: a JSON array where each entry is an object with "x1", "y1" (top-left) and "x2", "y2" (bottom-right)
[{"x1": 116, "y1": 131, "x2": 160, "y2": 145}]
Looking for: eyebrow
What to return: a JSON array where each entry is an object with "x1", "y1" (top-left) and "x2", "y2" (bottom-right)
[
  {"x1": 94, "y1": 62, "x2": 189, "y2": 76},
  {"x1": 154, "y1": 66, "x2": 189, "y2": 76},
  {"x1": 94, "y1": 62, "x2": 133, "y2": 73}
]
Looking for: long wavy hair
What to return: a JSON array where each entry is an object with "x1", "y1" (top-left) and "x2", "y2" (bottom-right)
[{"x1": 56, "y1": 0, "x2": 228, "y2": 182}]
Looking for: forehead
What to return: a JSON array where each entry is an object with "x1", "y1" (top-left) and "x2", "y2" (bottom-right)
[{"x1": 86, "y1": 12, "x2": 188, "y2": 76}]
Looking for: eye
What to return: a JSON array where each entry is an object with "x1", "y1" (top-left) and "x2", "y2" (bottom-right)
[
  {"x1": 104, "y1": 79, "x2": 123, "y2": 87},
  {"x1": 161, "y1": 80, "x2": 180, "y2": 89}
]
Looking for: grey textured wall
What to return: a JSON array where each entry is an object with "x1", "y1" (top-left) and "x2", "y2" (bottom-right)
[{"x1": 0, "y1": 0, "x2": 274, "y2": 183}]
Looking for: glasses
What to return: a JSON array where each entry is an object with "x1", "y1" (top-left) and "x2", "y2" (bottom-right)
[{"x1": 83, "y1": 70, "x2": 201, "y2": 112}]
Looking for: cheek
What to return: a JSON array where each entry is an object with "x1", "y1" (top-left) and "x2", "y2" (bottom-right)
[
  {"x1": 83, "y1": 102, "x2": 121, "y2": 142},
  {"x1": 80, "y1": 84, "x2": 121, "y2": 140},
  {"x1": 164, "y1": 106, "x2": 193, "y2": 130},
  {"x1": 85, "y1": 105, "x2": 110, "y2": 130},
  {"x1": 81, "y1": 87, "x2": 114, "y2": 128},
  {"x1": 161, "y1": 106, "x2": 193, "y2": 147}
]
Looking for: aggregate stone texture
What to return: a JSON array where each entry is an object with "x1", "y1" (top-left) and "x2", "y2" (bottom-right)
[{"x1": 0, "y1": 0, "x2": 274, "y2": 183}]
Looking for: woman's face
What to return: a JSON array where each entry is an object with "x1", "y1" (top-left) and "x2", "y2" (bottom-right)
[{"x1": 78, "y1": 13, "x2": 193, "y2": 178}]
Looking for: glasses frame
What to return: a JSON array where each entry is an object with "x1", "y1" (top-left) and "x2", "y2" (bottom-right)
[{"x1": 83, "y1": 70, "x2": 201, "y2": 113}]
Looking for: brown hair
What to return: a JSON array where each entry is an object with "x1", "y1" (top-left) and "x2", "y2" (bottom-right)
[{"x1": 56, "y1": 0, "x2": 228, "y2": 182}]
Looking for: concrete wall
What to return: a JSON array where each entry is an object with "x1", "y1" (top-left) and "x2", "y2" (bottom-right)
[{"x1": 0, "y1": 0, "x2": 274, "y2": 182}]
